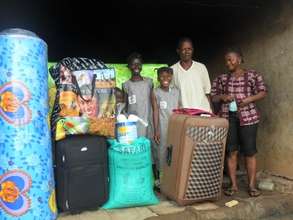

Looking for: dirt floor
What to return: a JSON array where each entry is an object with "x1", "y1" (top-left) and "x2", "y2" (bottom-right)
[{"x1": 57, "y1": 175, "x2": 293, "y2": 220}]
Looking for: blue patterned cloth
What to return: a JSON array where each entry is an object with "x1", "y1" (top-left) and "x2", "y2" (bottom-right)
[{"x1": 0, "y1": 29, "x2": 57, "y2": 220}]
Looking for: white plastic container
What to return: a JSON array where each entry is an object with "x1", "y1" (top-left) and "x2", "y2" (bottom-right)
[
  {"x1": 116, "y1": 114, "x2": 138, "y2": 144},
  {"x1": 116, "y1": 121, "x2": 138, "y2": 144}
]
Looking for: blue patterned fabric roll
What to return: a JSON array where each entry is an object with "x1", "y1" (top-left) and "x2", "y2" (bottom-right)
[{"x1": 0, "y1": 29, "x2": 57, "y2": 220}]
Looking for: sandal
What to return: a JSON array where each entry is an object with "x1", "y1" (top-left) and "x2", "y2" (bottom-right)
[
  {"x1": 248, "y1": 188, "x2": 261, "y2": 197},
  {"x1": 224, "y1": 187, "x2": 238, "y2": 196}
]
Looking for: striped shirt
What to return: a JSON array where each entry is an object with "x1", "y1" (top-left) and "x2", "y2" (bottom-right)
[{"x1": 211, "y1": 70, "x2": 267, "y2": 126}]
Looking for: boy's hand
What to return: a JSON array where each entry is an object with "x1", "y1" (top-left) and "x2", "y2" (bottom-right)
[{"x1": 154, "y1": 131, "x2": 160, "y2": 145}]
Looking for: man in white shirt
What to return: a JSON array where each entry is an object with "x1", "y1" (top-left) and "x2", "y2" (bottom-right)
[{"x1": 171, "y1": 38, "x2": 212, "y2": 112}]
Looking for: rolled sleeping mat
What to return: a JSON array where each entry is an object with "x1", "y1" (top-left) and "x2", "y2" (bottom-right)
[{"x1": 0, "y1": 29, "x2": 57, "y2": 219}]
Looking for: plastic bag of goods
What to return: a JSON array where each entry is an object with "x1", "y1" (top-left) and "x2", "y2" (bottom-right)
[
  {"x1": 49, "y1": 58, "x2": 116, "y2": 141},
  {"x1": 102, "y1": 137, "x2": 159, "y2": 209}
]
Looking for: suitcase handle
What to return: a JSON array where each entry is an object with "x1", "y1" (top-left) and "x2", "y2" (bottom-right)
[
  {"x1": 166, "y1": 145, "x2": 173, "y2": 166},
  {"x1": 173, "y1": 108, "x2": 215, "y2": 117}
]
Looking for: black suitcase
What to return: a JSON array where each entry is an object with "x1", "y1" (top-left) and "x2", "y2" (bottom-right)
[{"x1": 54, "y1": 135, "x2": 109, "y2": 213}]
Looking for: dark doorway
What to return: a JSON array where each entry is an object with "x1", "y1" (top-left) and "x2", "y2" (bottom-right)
[{"x1": 0, "y1": 0, "x2": 276, "y2": 64}]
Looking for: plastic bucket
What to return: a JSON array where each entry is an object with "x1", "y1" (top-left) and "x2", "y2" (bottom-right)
[{"x1": 116, "y1": 121, "x2": 137, "y2": 144}]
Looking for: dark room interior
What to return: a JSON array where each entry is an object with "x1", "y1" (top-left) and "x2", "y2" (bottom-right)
[{"x1": 0, "y1": 0, "x2": 275, "y2": 64}]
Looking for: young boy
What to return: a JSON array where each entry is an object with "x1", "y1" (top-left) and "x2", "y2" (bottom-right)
[
  {"x1": 152, "y1": 67, "x2": 180, "y2": 187},
  {"x1": 114, "y1": 87, "x2": 126, "y2": 115},
  {"x1": 122, "y1": 52, "x2": 153, "y2": 137}
]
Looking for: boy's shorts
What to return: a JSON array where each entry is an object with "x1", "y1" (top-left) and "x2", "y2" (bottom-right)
[{"x1": 226, "y1": 112, "x2": 258, "y2": 157}]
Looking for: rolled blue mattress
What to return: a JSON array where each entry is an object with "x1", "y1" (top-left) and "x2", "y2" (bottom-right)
[{"x1": 0, "y1": 29, "x2": 57, "y2": 220}]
